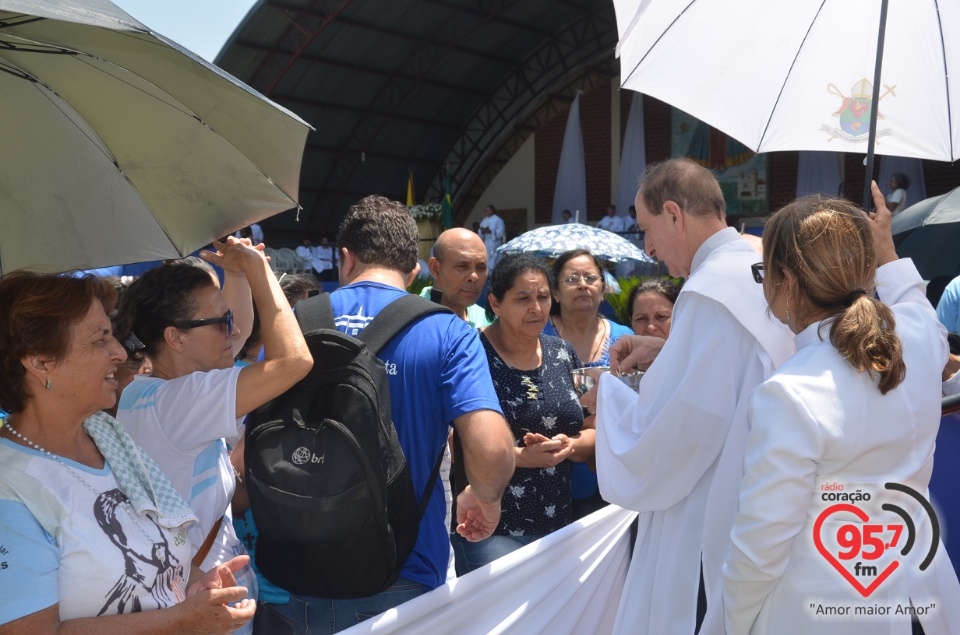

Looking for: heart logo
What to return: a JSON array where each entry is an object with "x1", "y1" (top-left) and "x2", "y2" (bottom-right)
[{"x1": 813, "y1": 503, "x2": 900, "y2": 597}]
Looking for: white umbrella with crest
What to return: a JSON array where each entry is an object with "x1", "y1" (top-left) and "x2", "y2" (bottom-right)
[
  {"x1": 615, "y1": 0, "x2": 960, "y2": 207},
  {"x1": 0, "y1": 0, "x2": 312, "y2": 273}
]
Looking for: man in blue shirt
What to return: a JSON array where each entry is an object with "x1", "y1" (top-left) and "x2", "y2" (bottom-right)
[{"x1": 270, "y1": 195, "x2": 516, "y2": 634}]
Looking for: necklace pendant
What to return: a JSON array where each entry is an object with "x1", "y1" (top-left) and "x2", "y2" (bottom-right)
[{"x1": 521, "y1": 375, "x2": 542, "y2": 400}]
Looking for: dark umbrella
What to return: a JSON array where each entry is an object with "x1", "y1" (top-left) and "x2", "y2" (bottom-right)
[{"x1": 892, "y1": 187, "x2": 960, "y2": 280}]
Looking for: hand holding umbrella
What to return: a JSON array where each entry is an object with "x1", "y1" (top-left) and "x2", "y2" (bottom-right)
[{"x1": 867, "y1": 181, "x2": 900, "y2": 267}]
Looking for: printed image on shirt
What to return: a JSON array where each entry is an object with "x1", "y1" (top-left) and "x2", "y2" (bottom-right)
[{"x1": 95, "y1": 489, "x2": 185, "y2": 616}]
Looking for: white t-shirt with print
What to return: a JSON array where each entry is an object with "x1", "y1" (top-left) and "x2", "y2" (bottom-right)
[
  {"x1": 0, "y1": 439, "x2": 192, "y2": 623},
  {"x1": 118, "y1": 368, "x2": 256, "y2": 601}
]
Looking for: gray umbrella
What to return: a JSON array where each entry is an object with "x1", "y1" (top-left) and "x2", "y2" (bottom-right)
[
  {"x1": 0, "y1": 0, "x2": 311, "y2": 274},
  {"x1": 892, "y1": 187, "x2": 960, "y2": 281}
]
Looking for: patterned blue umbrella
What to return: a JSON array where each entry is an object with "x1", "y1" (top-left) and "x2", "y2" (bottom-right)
[{"x1": 496, "y1": 224, "x2": 655, "y2": 263}]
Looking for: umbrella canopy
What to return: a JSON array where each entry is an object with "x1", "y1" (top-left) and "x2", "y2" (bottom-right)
[
  {"x1": 0, "y1": 0, "x2": 312, "y2": 274},
  {"x1": 892, "y1": 187, "x2": 960, "y2": 280},
  {"x1": 496, "y1": 224, "x2": 655, "y2": 264},
  {"x1": 891, "y1": 187, "x2": 960, "y2": 234},
  {"x1": 616, "y1": 1, "x2": 960, "y2": 162}
]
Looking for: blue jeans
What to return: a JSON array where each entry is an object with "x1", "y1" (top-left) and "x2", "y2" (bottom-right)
[
  {"x1": 451, "y1": 533, "x2": 540, "y2": 576},
  {"x1": 264, "y1": 578, "x2": 426, "y2": 634}
]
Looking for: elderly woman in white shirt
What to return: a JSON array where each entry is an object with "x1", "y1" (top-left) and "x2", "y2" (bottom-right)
[{"x1": 723, "y1": 185, "x2": 960, "y2": 635}]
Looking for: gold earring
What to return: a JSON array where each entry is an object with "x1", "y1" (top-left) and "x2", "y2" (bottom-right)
[
  {"x1": 786, "y1": 305, "x2": 791, "y2": 321},
  {"x1": 45, "y1": 378, "x2": 53, "y2": 390}
]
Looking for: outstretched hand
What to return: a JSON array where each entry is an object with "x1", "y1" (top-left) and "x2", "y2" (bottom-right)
[
  {"x1": 520, "y1": 432, "x2": 574, "y2": 467},
  {"x1": 177, "y1": 589, "x2": 255, "y2": 635},
  {"x1": 187, "y1": 556, "x2": 250, "y2": 596},
  {"x1": 181, "y1": 556, "x2": 256, "y2": 634},
  {"x1": 608, "y1": 334, "x2": 665, "y2": 373},
  {"x1": 867, "y1": 181, "x2": 899, "y2": 266},
  {"x1": 455, "y1": 485, "x2": 502, "y2": 542}
]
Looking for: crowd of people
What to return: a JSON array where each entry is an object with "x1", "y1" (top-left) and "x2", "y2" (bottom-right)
[{"x1": 1, "y1": 157, "x2": 958, "y2": 635}]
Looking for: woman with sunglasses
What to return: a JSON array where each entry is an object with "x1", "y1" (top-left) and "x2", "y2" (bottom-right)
[{"x1": 112, "y1": 238, "x2": 312, "y2": 630}]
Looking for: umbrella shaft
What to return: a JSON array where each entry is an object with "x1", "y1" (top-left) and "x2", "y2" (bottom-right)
[{"x1": 862, "y1": 0, "x2": 890, "y2": 210}]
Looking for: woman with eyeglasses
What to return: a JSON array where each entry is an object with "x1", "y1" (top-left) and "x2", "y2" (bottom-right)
[
  {"x1": 723, "y1": 187, "x2": 960, "y2": 634},
  {"x1": 542, "y1": 249, "x2": 633, "y2": 519},
  {"x1": 112, "y1": 239, "x2": 313, "y2": 630},
  {"x1": 543, "y1": 249, "x2": 633, "y2": 367},
  {"x1": 0, "y1": 271, "x2": 254, "y2": 633}
]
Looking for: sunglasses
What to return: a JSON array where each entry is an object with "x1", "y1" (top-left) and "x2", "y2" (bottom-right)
[
  {"x1": 176, "y1": 309, "x2": 234, "y2": 336},
  {"x1": 751, "y1": 263, "x2": 764, "y2": 284}
]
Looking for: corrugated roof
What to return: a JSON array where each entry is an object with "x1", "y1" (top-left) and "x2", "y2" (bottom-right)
[{"x1": 217, "y1": 0, "x2": 616, "y2": 240}]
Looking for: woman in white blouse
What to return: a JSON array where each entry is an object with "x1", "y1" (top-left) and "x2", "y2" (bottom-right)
[{"x1": 723, "y1": 185, "x2": 960, "y2": 635}]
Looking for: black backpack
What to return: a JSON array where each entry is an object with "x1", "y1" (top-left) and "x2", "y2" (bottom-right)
[{"x1": 244, "y1": 292, "x2": 451, "y2": 598}]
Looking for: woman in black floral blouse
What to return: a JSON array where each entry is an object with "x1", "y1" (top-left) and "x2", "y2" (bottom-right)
[{"x1": 452, "y1": 253, "x2": 592, "y2": 574}]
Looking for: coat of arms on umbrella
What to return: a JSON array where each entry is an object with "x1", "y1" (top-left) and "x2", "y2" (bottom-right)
[{"x1": 821, "y1": 78, "x2": 896, "y2": 144}]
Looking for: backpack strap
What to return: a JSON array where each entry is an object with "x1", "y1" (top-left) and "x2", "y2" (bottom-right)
[
  {"x1": 357, "y1": 293, "x2": 453, "y2": 355},
  {"x1": 360, "y1": 294, "x2": 451, "y2": 515},
  {"x1": 306, "y1": 291, "x2": 452, "y2": 517},
  {"x1": 293, "y1": 292, "x2": 337, "y2": 332},
  {"x1": 419, "y1": 442, "x2": 447, "y2": 519}
]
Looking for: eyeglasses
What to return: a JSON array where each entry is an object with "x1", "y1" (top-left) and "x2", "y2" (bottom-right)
[
  {"x1": 176, "y1": 310, "x2": 234, "y2": 336},
  {"x1": 751, "y1": 262, "x2": 764, "y2": 284},
  {"x1": 561, "y1": 274, "x2": 602, "y2": 288}
]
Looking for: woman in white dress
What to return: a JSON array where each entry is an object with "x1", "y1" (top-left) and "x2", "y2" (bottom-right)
[
  {"x1": 886, "y1": 173, "x2": 910, "y2": 216},
  {"x1": 723, "y1": 185, "x2": 960, "y2": 635}
]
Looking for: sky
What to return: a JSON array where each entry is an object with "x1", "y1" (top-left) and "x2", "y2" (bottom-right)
[{"x1": 111, "y1": 0, "x2": 260, "y2": 62}]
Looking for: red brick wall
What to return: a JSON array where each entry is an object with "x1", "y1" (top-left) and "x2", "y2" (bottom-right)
[
  {"x1": 620, "y1": 91, "x2": 631, "y2": 142},
  {"x1": 534, "y1": 107, "x2": 564, "y2": 224},
  {"x1": 843, "y1": 153, "x2": 868, "y2": 204},
  {"x1": 643, "y1": 95, "x2": 672, "y2": 164},
  {"x1": 581, "y1": 87, "x2": 612, "y2": 223},
  {"x1": 765, "y1": 152, "x2": 799, "y2": 215},
  {"x1": 921, "y1": 161, "x2": 960, "y2": 197}
]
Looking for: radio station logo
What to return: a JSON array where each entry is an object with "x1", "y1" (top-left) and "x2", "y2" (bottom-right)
[{"x1": 814, "y1": 482, "x2": 939, "y2": 598}]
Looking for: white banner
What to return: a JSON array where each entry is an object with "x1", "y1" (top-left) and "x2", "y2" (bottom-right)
[
  {"x1": 342, "y1": 505, "x2": 638, "y2": 635},
  {"x1": 617, "y1": 92, "x2": 646, "y2": 221},
  {"x1": 796, "y1": 151, "x2": 842, "y2": 198},
  {"x1": 551, "y1": 92, "x2": 588, "y2": 226}
]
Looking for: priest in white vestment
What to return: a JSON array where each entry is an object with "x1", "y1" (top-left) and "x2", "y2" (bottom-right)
[
  {"x1": 592, "y1": 158, "x2": 795, "y2": 635},
  {"x1": 478, "y1": 204, "x2": 506, "y2": 271}
]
